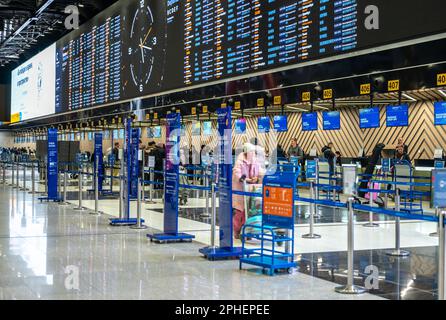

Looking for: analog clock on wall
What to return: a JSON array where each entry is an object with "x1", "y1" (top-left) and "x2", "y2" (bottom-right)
[{"x1": 122, "y1": 0, "x2": 166, "y2": 98}]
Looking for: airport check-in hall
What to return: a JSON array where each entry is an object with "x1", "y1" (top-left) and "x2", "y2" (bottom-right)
[{"x1": 1, "y1": 0, "x2": 446, "y2": 306}]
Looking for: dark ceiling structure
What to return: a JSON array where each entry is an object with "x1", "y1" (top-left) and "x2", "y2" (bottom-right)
[{"x1": 0, "y1": 0, "x2": 117, "y2": 72}]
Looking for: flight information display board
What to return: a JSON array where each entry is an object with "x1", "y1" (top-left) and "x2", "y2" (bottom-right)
[
  {"x1": 12, "y1": 0, "x2": 446, "y2": 116},
  {"x1": 11, "y1": 44, "x2": 56, "y2": 122}
]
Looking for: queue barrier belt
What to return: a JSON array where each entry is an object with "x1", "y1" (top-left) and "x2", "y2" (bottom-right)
[
  {"x1": 232, "y1": 190, "x2": 263, "y2": 198},
  {"x1": 353, "y1": 204, "x2": 438, "y2": 223},
  {"x1": 295, "y1": 196, "x2": 348, "y2": 208},
  {"x1": 179, "y1": 184, "x2": 211, "y2": 191},
  {"x1": 142, "y1": 180, "x2": 164, "y2": 186}
]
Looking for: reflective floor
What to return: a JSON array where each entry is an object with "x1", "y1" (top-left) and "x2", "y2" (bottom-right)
[
  {"x1": 0, "y1": 184, "x2": 382, "y2": 300},
  {"x1": 0, "y1": 171, "x2": 441, "y2": 300}
]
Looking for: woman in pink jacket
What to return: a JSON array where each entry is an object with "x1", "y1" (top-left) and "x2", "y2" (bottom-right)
[{"x1": 232, "y1": 143, "x2": 261, "y2": 239}]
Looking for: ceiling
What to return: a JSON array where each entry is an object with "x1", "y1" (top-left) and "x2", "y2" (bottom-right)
[{"x1": 0, "y1": 0, "x2": 118, "y2": 70}]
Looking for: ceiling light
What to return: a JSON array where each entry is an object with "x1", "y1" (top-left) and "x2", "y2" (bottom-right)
[
  {"x1": 313, "y1": 104, "x2": 329, "y2": 110},
  {"x1": 438, "y1": 89, "x2": 446, "y2": 99}
]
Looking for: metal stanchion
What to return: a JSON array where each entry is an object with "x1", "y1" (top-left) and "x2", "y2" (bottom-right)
[
  {"x1": 11, "y1": 162, "x2": 17, "y2": 188},
  {"x1": 363, "y1": 186, "x2": 379, "y2": 228},
  {"x1": 430, "y1": 208, "x2": 440, "y2": 237},
  {"x1": 439, "y1": 211, "x2": 445, "y2": 300},
  {"x1": 335, "y1": 198, "x2": 366, "y2": 294},
  {"x1": 90, "y1": 158, "x2": 102, "y2": 215},
  {"x1": 331, "y1": 175, "x2": 337, "y2": 202},
  {"x1": 74, "y1": 167, "x2": 86, "y2": 211},
  {"x1": 131, "y1": 177, "x2": 147, "y2": 230},
  {"x1": 302, "y1": 182, "x2": 321, "y2": 239},
  {"x1": 19, "y1": 162, "x2": 28, "y2": 191},
  {"x1": 146, "y1": 169, "x2": 156, "y2": 204},
  {"x1": 386, "y1": 189, "x2": 410, "y2": 257},
  {"x1": 59, "y1": 165, "x2": 69, "y2": 205},
  {"x1": 2, "y1": 162, "x2": 6, "y2": 185},
  {"x1": 16, "y1": 161, "x2": 20, "y2": 189},
  {"x1": 29, "y1": 162, "x2": 35, "y2": 194}
]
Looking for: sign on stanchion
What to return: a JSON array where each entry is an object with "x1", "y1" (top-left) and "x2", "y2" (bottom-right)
[
  {"x1": 335, "y1": 198, "x2": 366, "y2": 295},
  {"x1": 39, "y1": 128, "x2": 61, "y2": 202}
]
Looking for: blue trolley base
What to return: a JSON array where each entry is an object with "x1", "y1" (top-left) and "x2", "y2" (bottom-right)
[
  {"x1": 109, "y1": 218, "x2": 144, "y2": 226},
  {"x1": 38, "y1": 197, "x2": 62, "y2": 203},
  {"x1": 147, "y1": 233, "x2": 195, "y2": 244},
  {"x1": 239, "y1": 256, "x2": 297, "y2": 276},
  {"x1": 199, "y1": 246, "x2": 244, "y2": 261}
]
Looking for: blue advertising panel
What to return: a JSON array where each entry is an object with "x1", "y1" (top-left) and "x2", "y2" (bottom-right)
[
  {"x1": 258, "y1": 116, "x2": 270, "y2": 133},
  {"x1": 323, "y1": 111, "x2": 341, "y2": 130},
  {"x1": 164, "y1": 113, "x2": 181, "y2": 234},
  {"x1": 302, "y1": 112, "x2": 318, "y2": 131},
  {"x1": 235, "y1": 118, "x2": 246, "y2": 134},
  {"x1": 434, "y1": 101, "x2": 446, "y2": 126},
  {"x1": 433, "y1": 169, "x2": 446, "y2": 208},
  {"x1": 386, "y1": 104, "x2": 409, "y2": 127},
  {"x1": 359, "y1": 107, "x2": 380, "y2": 129},
  {"x1": 273, "y1": 115, "x2": 288, "y2": 132},
  {"x1": 94, "y1": 133, "x2": 104, "y2": 192},
  {"x1": 47, "y1": 128, "x2": 58, "y2": 200},
  {"x1": 217, "y1": 107, "x2": 234, "y2": 249},
  {"x1": 130, "y1": 128, "x2": 140, "y2": 198}
]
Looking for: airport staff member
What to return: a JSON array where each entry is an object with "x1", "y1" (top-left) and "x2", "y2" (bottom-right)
[
  {"x1": 322, "y1": 142, "x2": 336, "y2": 175},
  {"x1": 396, "y1": 137, "x2": 409, "y2": 154},
  {"x1": 287, "y1": 138, "x2": 304, "y2": 158},
  {"x1": 394, "y1": 145, "x2": 411, "y2": 163}
]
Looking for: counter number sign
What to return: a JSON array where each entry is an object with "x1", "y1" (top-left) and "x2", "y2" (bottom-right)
[
  {"x1": 323, "y1": 89, "x2": 333, "y2": 100},
  {"x1": 388, "y1": 80, "x2": 400, "y2": 92},
  {"x1": 437, "y1": 73, "x2": 446, "y2": 86},
  {"x1": 360, "y1": 83, "x2": 371, "y2": 95},
  {"x1": 302, "y1": 91, "x2": 311, "y2": 102}
]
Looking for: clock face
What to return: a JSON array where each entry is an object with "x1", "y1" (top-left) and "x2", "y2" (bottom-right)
[{"x1": 128, "y1": 0, "x2": 157, "y2": 93}]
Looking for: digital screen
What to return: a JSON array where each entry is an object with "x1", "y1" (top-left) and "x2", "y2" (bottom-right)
[
  {"x1": 11, "y1": 44, "x2": 56, "y2": 123},
  {"x1": 119, "y1": 129, "x2": 125, "y2": 139},
  {"x1": 273, "y1": 115, "x2": 288, "y2": 132},
  {"x1": 147, "y1": 126, "x2": 162, "y2": 138},
  {"x1": 191, "y1": 121, "x2": 201, "y2": 136},
  {"x1": 360, "y1": 107, "x2": 380, "y2": 129},
  {"x1": 302, "y1": 112, "x2": 318, "y2": 131},
  {"x1": 258, "y1": 117, "x2": 270, "y2": 133},
  {"x1": 12, "y1": 0, "x2": 446, "y2": 117},
  {"x1": 235, "y1": 118, "x2": 246, "y2": 134},
  {"x1": 434, "y1": 102, "x2": 446, "y2": 126},
  {"x1": 323, "y1": 111, "x2": 341, "y2": 130},
  {"x1": 386, "y1": 104, "x2": 409, "y2": 127},
  {"x1": 203, "y1": 121, "x2": 212, "y2": 135}
]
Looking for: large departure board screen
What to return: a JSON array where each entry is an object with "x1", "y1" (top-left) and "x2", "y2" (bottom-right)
[{"x1": 14, "y1": 0, "x2": 446, "y2": 116}]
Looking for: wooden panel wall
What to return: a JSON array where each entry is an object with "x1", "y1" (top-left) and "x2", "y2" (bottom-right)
[{"x1": 14, "y1": 101, "x2": 446, "y2": 160}]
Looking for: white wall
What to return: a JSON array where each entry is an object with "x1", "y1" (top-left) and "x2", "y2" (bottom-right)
[{"x1": 0, "y1": 131, "x2": 13, "y2": 148}]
